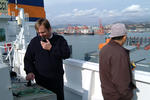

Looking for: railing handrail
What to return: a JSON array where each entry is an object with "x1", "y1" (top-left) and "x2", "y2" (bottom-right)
[{"x1": 64, "y1": 58, "x2": 150, "y2": 84}]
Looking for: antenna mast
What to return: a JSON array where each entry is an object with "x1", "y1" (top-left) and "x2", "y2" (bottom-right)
[{"x1": 15, "y1": 0, "x2": 18, "y2": 9}]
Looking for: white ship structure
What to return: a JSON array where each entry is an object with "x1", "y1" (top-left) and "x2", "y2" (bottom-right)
[{"x1": 0, "y1": 0, "x2": 150, "y2": 100}]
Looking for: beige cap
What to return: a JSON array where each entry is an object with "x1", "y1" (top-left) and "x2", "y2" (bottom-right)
[{"x1": 109, "y1": 23, "x2": 127, "y2": 38}]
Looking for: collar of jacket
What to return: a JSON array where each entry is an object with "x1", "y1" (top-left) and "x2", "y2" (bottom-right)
[
  {"x1": 49, "y1": 33, "x2": 53, "y2": 39},
  {"x1": 109, "y1": 39, "x2": 129, "y2": 53}
]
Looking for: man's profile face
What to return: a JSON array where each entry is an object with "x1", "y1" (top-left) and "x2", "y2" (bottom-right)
[
  {"x1": 37, "y1": 25, "x2": 51, "y2": 39},
  {"x1": 122, "y1": 35, "x2": 127, "y2": 45}
]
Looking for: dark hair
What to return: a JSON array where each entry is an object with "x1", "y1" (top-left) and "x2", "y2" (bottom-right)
[
  {"x1": 111, "y1": 36, "x2": 125, "y2": 40},
  {"x1": 35, "y1": 18, "x2": 51, "y2": 31}
]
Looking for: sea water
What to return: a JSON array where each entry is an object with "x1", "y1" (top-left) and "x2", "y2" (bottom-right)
[{"x1": 63, "y1": 33, "x2": 150, "y2": 72}]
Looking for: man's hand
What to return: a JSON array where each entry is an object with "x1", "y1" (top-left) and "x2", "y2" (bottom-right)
[
  {"x1": 26, "y1": 73, "x2": 35, "y2": 80},
  {"x1": 41, "y1": 39, "x2": 52, "y2": 51}
]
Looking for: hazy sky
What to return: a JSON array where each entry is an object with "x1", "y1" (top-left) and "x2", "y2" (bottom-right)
[{"x1": 44, "y1": 0, "x2": 150, "y2": 25}]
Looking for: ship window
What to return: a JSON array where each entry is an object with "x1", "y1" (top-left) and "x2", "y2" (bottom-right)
[{"x1": 0, "y1": 28, "x2": 6, "y2": 42}]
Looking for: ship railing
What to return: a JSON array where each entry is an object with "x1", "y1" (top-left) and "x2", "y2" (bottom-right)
[
  {"x1": 63, "y1": 58, "x2": 150, "y2": 100},
  {"x1": 0, "y1": 45, "x2": 4, "y2": 63},
  {"x1": 0, "y1": 42, "x2": 13, "y2": 66},
  {"x1": 63, "y1": 59, "x2": 103, "y2": 100}
]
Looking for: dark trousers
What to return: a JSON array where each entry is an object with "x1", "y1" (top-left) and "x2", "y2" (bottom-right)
[
  {"x1": 102, "y1": 91, "x2": 133, "y2": 100},
  {"x1": 35, "y1": 75, "x2": 64, "y2": 100}
]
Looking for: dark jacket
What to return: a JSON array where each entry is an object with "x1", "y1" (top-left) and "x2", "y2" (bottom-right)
[
  {"x1": 24, "y1": 34, "x2": 70, "y2": 79},
  {"x1": 24, "y1": 34, "x2": 70, "y2": 100},
  {"x1": 99, "y1": 40, "x2": 135, "y2": 100}
]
